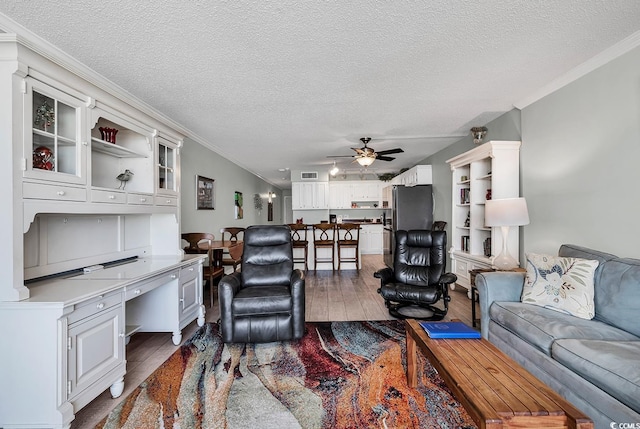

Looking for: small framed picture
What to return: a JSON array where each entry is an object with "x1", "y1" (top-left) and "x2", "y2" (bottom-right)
[
  {"x1": 234, "y1": 191, "x2": 243, "y2": 219},
  {"x1": 196, "y1": 175, "x2": 215, "y2": 210}
]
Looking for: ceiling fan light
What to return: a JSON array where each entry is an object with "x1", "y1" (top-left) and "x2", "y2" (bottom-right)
[{"x1": 356, "y1": 156, "x2": 375, "y2": 167}]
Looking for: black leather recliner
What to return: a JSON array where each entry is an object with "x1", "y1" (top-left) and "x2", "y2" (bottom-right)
[
  {"x1": 218, "y1": 225, "x2": 305, "y2": 343},
  {"x1": 375, "y1": 230, "x2": 457, "y2": 320}
]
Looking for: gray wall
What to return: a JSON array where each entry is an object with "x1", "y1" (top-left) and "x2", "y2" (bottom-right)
[
  {"x1": 423, "y1": 44, "x2": 640, "y2": 261},
  {"x1": 180, "y1": 137, "x2": 282, "y2": 236},
  {"x1": 521, "y1": 45, "x2": 640, "y2": 258}
]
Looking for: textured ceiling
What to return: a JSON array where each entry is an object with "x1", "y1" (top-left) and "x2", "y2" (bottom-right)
[{"x1": 1, "y1": 1, "x2": 640, "y2": 188}]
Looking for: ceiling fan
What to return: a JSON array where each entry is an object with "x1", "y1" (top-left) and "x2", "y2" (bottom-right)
[{"x1": 327, "y1": 137, "x2": 404, "y2": 167}]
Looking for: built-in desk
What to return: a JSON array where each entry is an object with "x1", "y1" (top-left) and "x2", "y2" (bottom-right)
[{"x1": 0, "y1": 254, "x2": 206, "y2": 429}]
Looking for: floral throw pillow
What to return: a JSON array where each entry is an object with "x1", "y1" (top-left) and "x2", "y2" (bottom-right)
[{"x1": 521, "y1": 253, "x2": 599, "y2": 320}]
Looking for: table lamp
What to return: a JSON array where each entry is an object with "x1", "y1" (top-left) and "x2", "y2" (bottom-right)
[{"x1": 484, "y1": 197, "x2": 529, "y2": 270}]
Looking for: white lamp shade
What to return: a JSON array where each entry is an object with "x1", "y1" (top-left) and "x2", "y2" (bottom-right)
[
  {"x1": 485, "y1": 198, "x2": 529, "y2": 227},
  {"x1": 356, "y1": 156, "x2": 375, "y2": 167}
]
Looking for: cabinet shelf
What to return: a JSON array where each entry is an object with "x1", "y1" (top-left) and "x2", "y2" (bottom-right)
[
  {"x1": 125, "y1": 325, "x2": 142, "y2": 337},
  {"x1": 447, "y1": 141, "x2": 521, "y2": 289},
  {"x1": 91, "y1": 137, "x2": 148, "y2": 158},
  {"x1": 33, "y1": 128, "x2": 76, "y2": 146}
]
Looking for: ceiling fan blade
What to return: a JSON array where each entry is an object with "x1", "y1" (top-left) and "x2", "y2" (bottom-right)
[
  {"x1": 376, "y1": 156, "x2": 396, "y2": 162},
  {"x1": 376, "y1": 148, "x2": 404, "y2": 156},
  {"x1": 327, "y1": 155, "x2": 355, "y2": 158},
  {"x1": 351, "y1": 147, "x2": 365, "y2": 154}
]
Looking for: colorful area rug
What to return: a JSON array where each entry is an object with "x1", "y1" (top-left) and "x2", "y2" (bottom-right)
[{"x1": 96, "y1": 321, "x2": 476, "y2": 428}]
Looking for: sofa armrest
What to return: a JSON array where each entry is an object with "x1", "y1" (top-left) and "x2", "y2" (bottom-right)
[{"x1": 476, "y1": 271, "x2": 526, "y2": 339}]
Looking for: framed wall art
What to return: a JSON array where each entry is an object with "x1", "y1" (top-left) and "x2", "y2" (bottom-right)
[
  {"x1": 196, "y1": 175, "x2": 215, "y2": 210},
  {"x1": 234, "y1": 191, "x2": 243, "y2": 219}
]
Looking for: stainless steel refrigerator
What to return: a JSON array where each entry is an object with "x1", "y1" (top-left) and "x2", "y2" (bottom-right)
[{"x1": 383, "y1": 185, "x2": 434, "y2": 267}]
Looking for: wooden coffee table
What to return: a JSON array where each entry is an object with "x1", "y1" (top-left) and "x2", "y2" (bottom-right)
[{"x1": 405, "y1": 319, "x2": 593, "y2": 429}]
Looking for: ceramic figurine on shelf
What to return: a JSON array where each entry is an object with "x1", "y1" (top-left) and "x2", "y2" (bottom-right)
[
  {"x1": 33, "y1": 146, "x2": 54, "y2": 170},
  {"x1": 34, "y1": 101, "x2": 55, "y2": 132},
  {"x1": 116, "y1": 169, "x2": 134, "y2": 189}
]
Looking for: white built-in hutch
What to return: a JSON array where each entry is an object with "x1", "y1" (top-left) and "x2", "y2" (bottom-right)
[
  {"x1": 0, "y1": 36, "x2": 206, "y2": 428},
  {"x1": 446, "y1": 141, "x2": 521, "y2": 297}
]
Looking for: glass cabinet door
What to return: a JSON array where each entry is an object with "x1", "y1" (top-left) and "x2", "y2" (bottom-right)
[
  {"x1": 24, "y1": 79, "x2": 86, "y2": 184},
  {"x1": 157, "y1": 137, "x2": 177, "y2": 194}
]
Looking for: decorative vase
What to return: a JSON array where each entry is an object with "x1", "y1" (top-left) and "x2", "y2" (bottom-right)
[{"x1": 99, "y1": 127, "x2": 119, "y2": 144}]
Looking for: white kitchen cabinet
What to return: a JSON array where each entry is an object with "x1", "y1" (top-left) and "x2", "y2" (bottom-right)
[
  {"x1": 328, "y1": 181, "x2": 382, "y2": 209},
  {"x1": 350, "y1": 181, "x2": 381, "y2": 201},
  {"x1": 360, "y1": 224, "x2": 383, "y2": 254},
  {"x1": 329, "y1": 182, "x2": 352, "y2": 209},
  {"x1": 292, "y1": 182, "x2": 328, "y2": 209},
  {"x1": 393, "y1": 165, "x2": 432, "y2": 187},
  {"x1": 446, "y1": 141, "x2": 521, "y2": 295}
]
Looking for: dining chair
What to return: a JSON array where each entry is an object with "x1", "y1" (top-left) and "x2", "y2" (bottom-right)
[
  {"x1": 227, "y1": 242, "x2": 244, "y2": 272},
  {"x1": 432, "y1": 221, "x2": 447, "y2": 231},
  {"x1": 219, "y1": 227, "x2": 245, "y2": 272},
  {"x1": 336, "y1": 223, "x2": 360, "y2": 270},
  {"x1": 288, "y1": 223, "x2": 309, "y2": 271},
  {"x1": 181, "y1": 232, "x2": 224, "y2": 308},
  {"x1": 312, "y1": 223, "x2": 336, "y2": 271}
]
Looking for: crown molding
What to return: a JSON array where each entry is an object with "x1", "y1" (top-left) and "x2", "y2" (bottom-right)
[
  {"x1": 0, "y1": 12, "x2": 268, "y2": 185},
  {"x1": 514, "y1": 30, "x2": 640, "y2": 110}
]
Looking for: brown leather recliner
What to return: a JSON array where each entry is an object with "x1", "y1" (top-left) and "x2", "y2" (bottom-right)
[
  {"x1": 375, "y1": 230, "x2": 456, "y2": 320},
  {"x1": 218, "y1": 225, "x2": 305, "y2": 343}
]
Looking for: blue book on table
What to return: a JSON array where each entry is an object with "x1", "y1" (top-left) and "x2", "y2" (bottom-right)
[{"x1": 419, "y1": 321, "x2": 481, "y2": 339}]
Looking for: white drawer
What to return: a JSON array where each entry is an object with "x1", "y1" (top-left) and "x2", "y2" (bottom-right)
[
  {"x1": 155, "y1": 195, "x2": 178, "y2": 206},
  {"x1": 127, "y1": 192, "x2": 153, "y2": 205},
  {"x1": 91, "y1": 189, "x2": 126, "y2": 204},
  {"x1": 23, "y1": 182, "x2": 86, "y2": 202},
  {"x1": 68, "y1": 291, "x2": 122, "y2": 325},
  {"x1": 453, "y1": 258, "x2": 470, "y2": 281},
  {"x1": 180, "y1": 263, "x2": 200, "y2": 283},
  {"x1": 124, "y1": 269, "x2": 179, "y2": 301}
]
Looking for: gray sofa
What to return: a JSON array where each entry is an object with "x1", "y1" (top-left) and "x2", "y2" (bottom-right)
[{"x1": 476, "y1": 244, "x2": 640, "y2": 428}]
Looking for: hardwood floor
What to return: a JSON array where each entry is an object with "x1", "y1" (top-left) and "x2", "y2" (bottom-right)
[{"x1": 71, "y1": 254, "x2": 478, "y2": 428}]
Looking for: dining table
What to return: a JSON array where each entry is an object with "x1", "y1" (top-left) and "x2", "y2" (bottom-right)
[{"x1": 197, "y1": 240, "x2": 243, "y2": 268}]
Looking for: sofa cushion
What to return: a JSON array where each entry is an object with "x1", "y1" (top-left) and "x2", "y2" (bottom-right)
[
  {"x1": 489, "y1": 301, "x2": 638, "y2": 355},
  {"x1": 523, "y1": 253, "x2": 599, "y2": 319},
  {"x1": 552, "y1": 339, "x2": 640, "y2": 414},
  {"x1": 595, "y1": 258, "x2": 640, "y2": 337}
]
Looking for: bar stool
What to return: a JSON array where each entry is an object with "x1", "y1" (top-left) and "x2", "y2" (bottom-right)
[
  {"x1": 336, "y1": 223, "x2": 361, "y2": 270},
  {"x1": 312, "y1": 223, "x2": 336, "y2": 271},
  {"x1": 288, "y1": 223, "x2": 308, "y2": 271}
]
